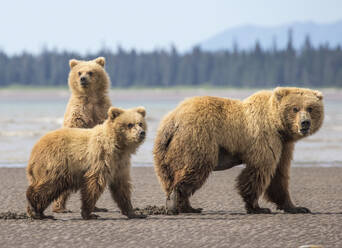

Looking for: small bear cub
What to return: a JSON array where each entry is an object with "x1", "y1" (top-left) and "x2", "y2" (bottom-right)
[{"x1": 26, "y1": 106, "x2": 147, "y2": 220}]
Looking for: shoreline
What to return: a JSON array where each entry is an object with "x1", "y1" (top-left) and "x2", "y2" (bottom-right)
[{"x1": 1, "y1": 87, "x2": 342, "y2": 101}]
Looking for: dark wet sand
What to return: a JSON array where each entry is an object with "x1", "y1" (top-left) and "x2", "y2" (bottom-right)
[{"x1": 0, "y1": 167, "x2": 341, "y2": 248}]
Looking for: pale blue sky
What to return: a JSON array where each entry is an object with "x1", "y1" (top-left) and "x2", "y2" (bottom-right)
[{"x1": 1, "y1": 0, "x2": 341, "y2": 54}]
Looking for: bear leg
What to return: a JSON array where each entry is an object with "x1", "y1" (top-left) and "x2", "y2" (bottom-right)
[
  {"x1": 165, "y1": 190, "x2": 178, "y2": 214},
  {"x1": 176, "y1": 183, "x2": 203, "y2": 213},
  {"x1": 237, "y1": 166, "x2": 275, "y2": 214},
  {"x1": 166, "y1": 189, "x2": 203, "y2": 214},
  {"x1": 52, "y1": 191, "x2": 72, "y2": 213},
  {"x1": 167, "y1": 166, "x2": 212, "y2": 214},
  {"x1": 26, "y1": 183, "x2": 59, "y2": 219},
  {"x1": 109, "y1": 177, "x2": 146, "y2": 219},
  {"x1": 265, "y1": 143, "x2": 311, "y2": 214},
  {"x1": 80, "y1": 176, "x2": 106, "y2": 220},
  {"x1": 266, "y1": 169, "x2": 311, "y2": 213},
  {"x1": 52, "y1": 191, "x2": 108, "y2": 214}
]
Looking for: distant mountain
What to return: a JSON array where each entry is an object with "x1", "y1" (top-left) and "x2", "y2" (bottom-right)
[{"x1": 199, "y1": 20, "x2": 342, "y2": 51}]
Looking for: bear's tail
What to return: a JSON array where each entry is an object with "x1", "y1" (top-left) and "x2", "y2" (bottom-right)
[{"x1": 153, "y1": 118, "x2": 178, "y2": 194}]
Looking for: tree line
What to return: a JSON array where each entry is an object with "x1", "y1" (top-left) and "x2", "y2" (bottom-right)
[{"x1": 0, "y1": 35, "x2": 341, "y2": 88}]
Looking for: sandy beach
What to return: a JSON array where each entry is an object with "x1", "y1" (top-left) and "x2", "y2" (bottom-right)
[{"x1": 0, "y1": 167, "x2": 341, "y2": 248}]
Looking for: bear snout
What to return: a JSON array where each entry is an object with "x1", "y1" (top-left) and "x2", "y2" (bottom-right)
[
  {"x1": 300, "y1": 119, "x2": 311, "y2": 134},
  {"x1": 139, "y1": 130, "x2": 146, "y2": 140},
  {"x1": 80, "y1": 76, "x2": 88, "y2": 87}
]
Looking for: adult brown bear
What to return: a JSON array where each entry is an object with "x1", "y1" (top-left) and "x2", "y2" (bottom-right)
[{"x1": 153, "y1": 87, "x2": 324, "y2": 214}]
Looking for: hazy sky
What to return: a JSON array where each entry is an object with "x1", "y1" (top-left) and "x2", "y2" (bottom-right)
[{"x1": 1, "y1": 0, "x2": 341, "y2": 54}]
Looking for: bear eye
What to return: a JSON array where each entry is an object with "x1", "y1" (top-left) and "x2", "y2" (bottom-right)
[
  {"x1": 88, "y1": 71, "x2": 93, "y2": 76},
  {"x1": 293, "y1": 107, "x2": 299, "y2": 113},
  {"x1": 307, "y1": 107, "x2": 313, "y2": 113},
  {"x1": 78, "y1": 72, "x2": 82, "y2": 76},
  {"x1": 138, "y1": 122, "x2": 143, "y2": 127},
  {"x1": 128, "y1": 123, "x2": 134, "y2": 129}
]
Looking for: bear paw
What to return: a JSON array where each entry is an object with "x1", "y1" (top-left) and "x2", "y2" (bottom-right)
[
  {"x1": 93, "y1": 206, "x2": 108, "y2": 212},
  {"x1": 283, "y1": 207, "x2": 311, "y2": 214},
  {"x1": 127, "y1": 213, "x2": 147, "y2": 219},
  {"x1": 82, "y1": 213, "x2": 99, "y2": 220},
  {"x1": 247, "y1": 207, "x2": 272, "y2": 214},
  {"x1": 179, "y1": 206, "x2": 203, "y2": 213},
  {"x1": 31, "y1": 214, "x2": 55, "y2": 220},
  {"x1": 41, "y1": 214, "x2": 56, "y2": 220}
]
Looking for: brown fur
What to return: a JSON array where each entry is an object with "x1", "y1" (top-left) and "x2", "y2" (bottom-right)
[
  {"x1": 26, "y1": 107, "x2": 147, "y2": 220},
  {"x1": 153, "y1": 87, "x2": 324, "y2": 214},
  {"x1": 63, "y1": 56, "x2": 111, "y2": 128},
  {"x1": 53, "y1": 57, "x2": 112, "y2": 213}
]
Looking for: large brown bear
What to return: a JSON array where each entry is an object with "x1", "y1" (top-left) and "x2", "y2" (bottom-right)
[
  {"x1": 26, "y1": 106, "x2": 147, "y2": 220},
  {"x1": 153, "y1": 87, "x2": 324, "y2": 214},
  {"x1": 53, "y1": 57, "x2": 112, "y2": 213}
]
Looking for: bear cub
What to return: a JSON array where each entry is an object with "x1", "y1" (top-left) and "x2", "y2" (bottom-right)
[
  {"x1": 26, "y1": 106, "x2": 147, "y2": 220},
  {"x1": 53, "y1": 56, "x2": 112, "y2": 213},
  {"x1": 63, "y1": 56, "x2": 112, "y2": 128}
]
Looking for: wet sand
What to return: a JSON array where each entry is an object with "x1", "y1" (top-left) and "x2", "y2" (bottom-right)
[{"x1": 0, "y1": 167, "x2": 341, "y2": 248}]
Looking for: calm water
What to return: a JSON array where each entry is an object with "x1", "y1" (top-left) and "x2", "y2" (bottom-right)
[{"x1": 0, "y1": 88, "x2": 341, "y2": 167}]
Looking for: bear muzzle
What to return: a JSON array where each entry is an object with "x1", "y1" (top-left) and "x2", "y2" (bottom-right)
[
  {"x1": 138, "y1": 130, "x2": 146, "y2": 141},
  {"x1": 299, "y1": 119, "x2": 311, "y2": 135},
  {"x1": 80, "y1": 76, "x2": 89, "y2": 87}
]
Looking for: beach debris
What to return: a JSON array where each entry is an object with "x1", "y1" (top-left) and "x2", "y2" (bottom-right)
[
  {"x1": 134, "y1": 205, "x2": 168, "y2": 215},
  {"x1": 0, "y1": 211, "x2": 29, "y2": 220}
]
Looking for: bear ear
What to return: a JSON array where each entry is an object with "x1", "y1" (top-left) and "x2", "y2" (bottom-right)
[
  {"x1": 108, "y1": 107, "x2": 124, "y2": 120},
  {"x1": 274, "y1": 87, "x2": 290, "y2": 101},
  {"x1": 135, "y1": 106, "x2": 146, "y2": 117},
  {"x1": 94, "y1": 57, "x2": 105, "y2": 67},
  {"x1": 69, "y1": 59, "x2": 79, "y2": 69},
  {"x1": 313, "y1": 90, "x2": 323, "y2": 101}
]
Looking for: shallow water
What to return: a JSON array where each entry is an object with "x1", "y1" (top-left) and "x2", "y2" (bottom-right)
[{"x1": 0, "y1": 88, "x2": 341, "y2": 167}]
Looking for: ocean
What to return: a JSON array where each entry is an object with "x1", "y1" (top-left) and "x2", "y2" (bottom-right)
[{"x1": 0, "y1": 88, "x2": 341, "y2": 167}]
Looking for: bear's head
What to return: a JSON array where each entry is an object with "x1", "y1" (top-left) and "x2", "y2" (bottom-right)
[
  {"x1": 68, "y1": 57, "x2": 110, "y2": 95},
  {"x1": 273, "y1": 87, "x2": 324, "y2": 141},
  {"x1": 106, "y1": 106, "x2": 147, "y2": 149}
]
